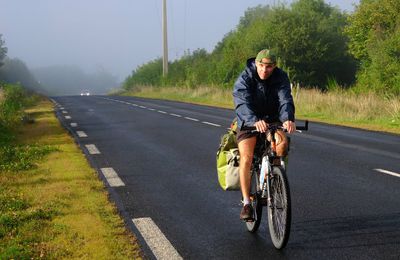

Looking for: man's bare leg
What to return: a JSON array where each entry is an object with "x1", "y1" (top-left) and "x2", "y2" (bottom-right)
[{"x1": 238, "y1": 136, "x2": 257, "y2": 220}]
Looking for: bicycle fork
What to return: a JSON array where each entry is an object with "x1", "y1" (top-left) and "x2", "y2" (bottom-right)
[{"x1": 260, "y1": 155, "x2": 273, "y2": 205}]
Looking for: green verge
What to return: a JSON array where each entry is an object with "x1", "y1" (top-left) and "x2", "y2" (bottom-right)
[
  {"x1": 0, "y1": 99, "x2": 142, "y2": 259},
  {"x1": 120, "y1": 86, "x2": 400, "y2": 135}
]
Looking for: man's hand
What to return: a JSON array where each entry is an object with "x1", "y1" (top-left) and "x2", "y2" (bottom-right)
[
  {"x1": 254, "y1": 120, "x2": 268, "y2": 133},
  {"x1": 283, "y1": 120, "x2": 296, "y2": 134}
]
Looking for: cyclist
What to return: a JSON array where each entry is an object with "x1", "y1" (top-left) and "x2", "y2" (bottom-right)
[{"x1": 233, "y1": 49, "x2": 296, "y2": 221}]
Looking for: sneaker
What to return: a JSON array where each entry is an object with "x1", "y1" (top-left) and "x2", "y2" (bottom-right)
[{"x1": 240, "y1": 204, "x2": 253, "y2": 220}]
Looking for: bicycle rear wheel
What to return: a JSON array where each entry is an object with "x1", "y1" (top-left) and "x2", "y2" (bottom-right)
[
  {"x1": 267, "y1": 166, "x2": 291, "y2": 249},
  {"x1": 246, "y1": 170, "x2": 262, "y2": 232}
]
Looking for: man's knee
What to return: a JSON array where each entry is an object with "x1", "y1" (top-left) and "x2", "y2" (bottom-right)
[
  {"x1": 240, "y1": 153, "x2": 253, "y2": 165},
  {"x1": 238, "y1": 136, "x2": 257, "y2": 166}
]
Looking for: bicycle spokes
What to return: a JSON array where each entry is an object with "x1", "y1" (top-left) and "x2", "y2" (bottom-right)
[{"x1": 269, "y1": 172, "x2": 289, "y2": 244}]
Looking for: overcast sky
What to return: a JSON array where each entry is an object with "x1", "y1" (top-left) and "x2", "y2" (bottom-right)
[{"x1": 0, "y1": 0, "x2": 359, "y2": 81}]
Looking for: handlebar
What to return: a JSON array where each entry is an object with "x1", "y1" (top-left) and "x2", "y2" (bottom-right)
[
  {"x1": 296, "y1": 120, "x2": 309, "y2": 131},
  {"x1": 241, "y1": 120, "x2": 309, "y2": 132}
]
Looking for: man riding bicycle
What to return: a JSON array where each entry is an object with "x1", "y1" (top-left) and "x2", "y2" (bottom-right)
[{"x1": 233, "y1": 49, "x2": 296, "y2": 221}]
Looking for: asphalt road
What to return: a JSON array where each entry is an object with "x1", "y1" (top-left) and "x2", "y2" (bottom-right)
[{"x1": 52, "y1": 95, "x2": 400, "y2": 259}]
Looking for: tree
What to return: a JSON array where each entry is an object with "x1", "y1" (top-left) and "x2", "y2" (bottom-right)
[
  {"x1": 0, "y1": 58, "x2": 42, "y2": 92},
  {"x1": 263, "y1": 0, "x2": 357, "y2": 87},
  {"x1": 0, "y1": 34, "x2": 8, "y2": 68},
  {"x1": 345, "y1": 0, "x2": 400, "y2": 95},
  {"x1": 211, "y1": 0, "x2": 357, "y2": 88}
]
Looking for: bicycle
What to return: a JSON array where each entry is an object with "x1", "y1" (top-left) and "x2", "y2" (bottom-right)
[{"x1": 241, "y1": 120, "x2": 308, "y2": 249}]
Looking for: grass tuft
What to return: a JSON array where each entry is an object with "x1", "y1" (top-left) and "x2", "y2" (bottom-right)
[{"x1": 0, "y1": 144, "x2": 57, "y2": 171}]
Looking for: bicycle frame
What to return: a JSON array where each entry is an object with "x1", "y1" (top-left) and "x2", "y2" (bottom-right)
[{"x1": 253, "y1": 125, "x2": 284, "y2": 203}]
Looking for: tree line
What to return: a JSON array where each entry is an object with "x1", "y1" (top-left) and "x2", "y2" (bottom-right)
[{"x1": 123, "y1": 0, "x2": 400, "y2": 96}]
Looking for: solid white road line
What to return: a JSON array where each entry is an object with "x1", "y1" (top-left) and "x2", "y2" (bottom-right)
[
  {"x1": 100, "y1": 168, "x2": 125, "y2": 187},
  {"x1": 184, "y1": 117, "x2": 199, "y2": 122},
  {"x1": 76, "y1": 131, "x2": 88, "y2": 137},
  {"x1": 132, "y1": 217, "x2": 182, "y2": 260},
  {"x1": 202, "y1": 121, "x2": 221, "y2": 127},
  {"x1": 374, "y1": 168, "x2": 400, "y2": 178},
  {"x1": 65, "y1": 115, "x2": 71, "y2": 119},
  {"x1": 85, "y1": 144, "x2": 100, "y2": 154},
  {"x1": 70, "y1": 123, "x2": 78, "y2": 127}
]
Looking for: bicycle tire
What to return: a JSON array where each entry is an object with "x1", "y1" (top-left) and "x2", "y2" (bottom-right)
[
  {"x1": 267, "y1": 166, "x2": 291, "y2": 249},
  {"x1": 246, "y1": 170, "x2": 262, "y2": 232}
]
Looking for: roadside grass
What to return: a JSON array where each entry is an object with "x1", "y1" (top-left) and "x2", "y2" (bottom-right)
[
  {"x1": 293, "y1": 88, "x2": 400, "y2": 133},
  {"x1": 122, "y1": 85, "x2": 400, "y2": 134},
  {"x1": 0, "y1": 99, "x2": 142, "y2": 259}
]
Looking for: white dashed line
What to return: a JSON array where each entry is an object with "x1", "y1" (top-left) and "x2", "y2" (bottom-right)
[
  {"x1": 185, "y1": 117, "x2": 199, "y2": 122},
  {"x1": 70, "y1": 123, "x2": 78, "y2": 127},
  {"x1": 76, "y1": 131, "x2": 88, "y2": 138},
  {"x1": 100, "y1": 168, "x2": 125, "y2": 187},
  {"x1": 60, "y1": 107, "x2": 65, "y2": 110},
  {"x1": 102, "y1": 98, "x2": 223, "y2": 129},
  {"x1": 132, "y1": 217, "x2": 182, "y2": 260},
  {"x1": 374, "y1": 168, "x2": 400, "y2": 178},
  {"x1": 62, "y1": 110, "x2": 68, "y2": 114},
  {"x1": 85, "y1": 144, "x2": 100, "y2": 154},
  {"x1": 65, "y1": 115, "x2": 71, "y2": 119},
  {"x1": 202, "y1": 121, "x2": 221, "y2": 127}
]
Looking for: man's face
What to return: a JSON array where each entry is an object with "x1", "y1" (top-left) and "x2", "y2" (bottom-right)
[{"x1": 256, "y1": 58, "x2": 276, "y2": 80}]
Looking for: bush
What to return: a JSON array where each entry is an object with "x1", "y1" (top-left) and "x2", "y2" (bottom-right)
[{"x1": 0, "y1": 84, "x2": 27, "y2": 129}]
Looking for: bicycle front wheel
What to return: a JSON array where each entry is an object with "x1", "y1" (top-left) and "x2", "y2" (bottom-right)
[{"x1": 267, "y1": 166, "x2": 291, "y2": 249}]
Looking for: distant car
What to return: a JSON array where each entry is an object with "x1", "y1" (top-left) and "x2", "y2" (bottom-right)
[{"x1": 80, "y1": 91, "x2": 90, "y2": 96}]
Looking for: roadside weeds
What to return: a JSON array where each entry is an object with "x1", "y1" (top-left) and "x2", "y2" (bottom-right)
[{"x1": 0, "y1": 99, "x2": 142, "y2": 259}]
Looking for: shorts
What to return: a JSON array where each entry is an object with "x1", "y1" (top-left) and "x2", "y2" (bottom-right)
[{"x1": 236, "y1": 129, "x2": 258, "y2": 143}]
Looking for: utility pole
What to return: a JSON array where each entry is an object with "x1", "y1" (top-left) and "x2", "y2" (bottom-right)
[{"x1": 162, "y1": 0, "x2": 168, "y2": 76}]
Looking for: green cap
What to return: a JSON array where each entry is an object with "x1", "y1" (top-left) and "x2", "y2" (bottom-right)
[{"x1": 255, "y1": 49, "x2": 277, "y2": 64}]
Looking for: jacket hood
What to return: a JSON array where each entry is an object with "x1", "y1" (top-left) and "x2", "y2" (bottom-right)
[{"x1": 245, "y1": 57, "x2": 258, "y2": 79}]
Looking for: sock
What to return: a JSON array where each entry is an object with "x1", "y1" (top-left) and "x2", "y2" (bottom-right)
[{"x1": 243, "y1": 197, "x2": 251, "y2": 205}]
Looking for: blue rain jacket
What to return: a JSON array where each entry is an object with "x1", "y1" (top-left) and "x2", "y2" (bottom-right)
[{"x1": 233, "y1": 58, "x2": 295, "y2": 129}]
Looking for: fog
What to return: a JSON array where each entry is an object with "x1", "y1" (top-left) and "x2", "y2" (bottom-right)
[{"x1": 0, "y1": 0, "x2": 359, "y2": 95}]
